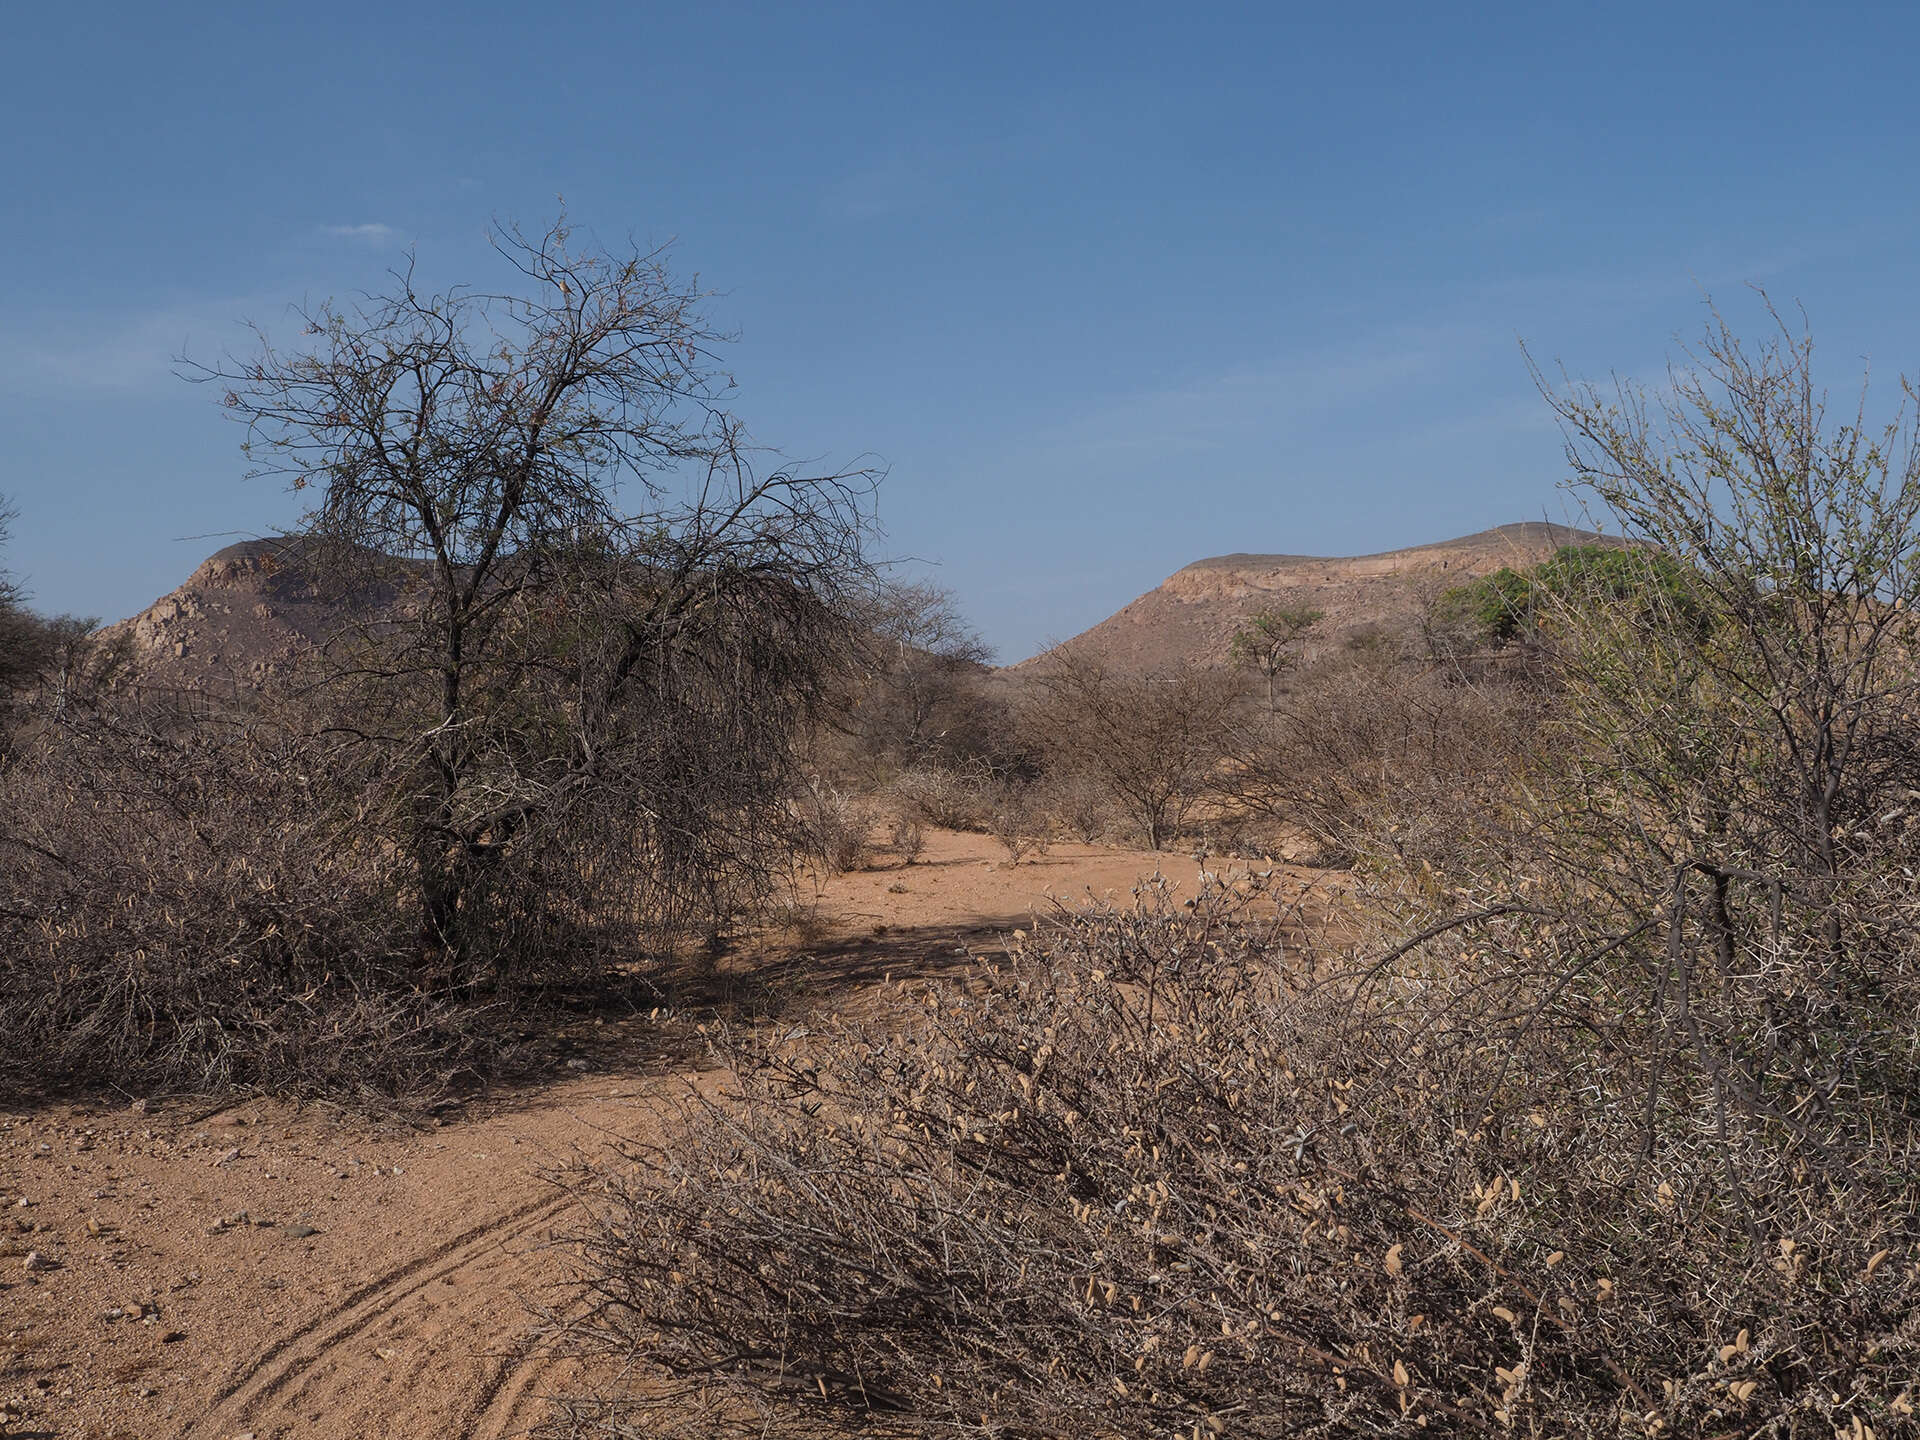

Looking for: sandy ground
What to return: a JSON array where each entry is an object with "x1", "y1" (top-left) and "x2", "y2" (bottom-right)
[{"x1": 0, "y1": 830, "x2": 1326, "y2": 1440}]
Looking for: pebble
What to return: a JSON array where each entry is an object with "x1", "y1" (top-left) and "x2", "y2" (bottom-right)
[
  {"x1": 282, "y1": 1223, "x2": 319, "y2": 1239},
  {"x1": 21, "y1": 1250, "x2": 54, "y2": 1271}
]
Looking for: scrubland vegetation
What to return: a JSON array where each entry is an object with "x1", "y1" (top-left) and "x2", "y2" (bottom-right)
[
  {"x1": 0, "y1": 219, "x2": 877, "y2": 1099},
  {"x1": 3, "y1": 266, "x2": 1917, "y2": 1436},
  {"x1": 540, "y1": 308, "x2": 1920, "y2": 1438}
]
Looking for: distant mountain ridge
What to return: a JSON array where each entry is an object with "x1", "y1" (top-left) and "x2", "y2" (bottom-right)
[
  {"x1": 1015, "y1": 522, "x2": 1610, "y2": 672},
  {"x1": 104, "y1": 522, "x2": 1611, "y2": 688}
]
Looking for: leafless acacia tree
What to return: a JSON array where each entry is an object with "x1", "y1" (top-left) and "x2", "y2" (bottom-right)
[
  {"x1": 855, "y1": 580, "x2": 995, "y2": 766},
  {"x1": 1024, "y1": 649, "x2": 1241, "y2": 849},
  {"x1": 191, "y1": 216, "x2": 878, "y2": 978}
]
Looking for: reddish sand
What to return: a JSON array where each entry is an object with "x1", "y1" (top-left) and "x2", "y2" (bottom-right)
[{"x1": 0, "y1": 830, "x2": 1326, "y2": 1440}]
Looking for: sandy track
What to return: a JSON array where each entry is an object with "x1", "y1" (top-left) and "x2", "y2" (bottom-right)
[
  {"x1": 4, "y1": 831, "x2": 1292, "y2": 1439},
  {"x1": 183, "y1": 1193, "x2": 573, "y2": 1440}
]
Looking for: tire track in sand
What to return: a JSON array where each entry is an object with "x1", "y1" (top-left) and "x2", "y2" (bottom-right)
[{"x1": 184, "y1": 1193, "x2": 571, "y2": 1439}]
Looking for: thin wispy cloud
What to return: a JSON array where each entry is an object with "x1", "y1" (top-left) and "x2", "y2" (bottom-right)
[
  {"x1": 321, "y1": 222, "x2": 396, "y2": 244},
  {"x1": 1006, "y1": 319, "x2": 1497, "y2": 475},
  {"x1": 823, "y1": 156, "x2": 945, "y2": 222},
  {"x1": 820, "y1": 125, "x2": 1058, "y2": 224},
  {"x1": 0, "y1": 299, "x2": 266, "y2": 395}
]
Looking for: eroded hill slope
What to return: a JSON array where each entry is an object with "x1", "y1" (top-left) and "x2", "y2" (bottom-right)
[{"x1": 1018, "y1": 521, "x2": 1606, "y2": 670}]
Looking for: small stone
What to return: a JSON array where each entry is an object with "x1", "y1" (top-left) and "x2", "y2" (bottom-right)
[
  {"x1": 282, "y1": 1223, "x2": 319, "y2": 1239},
  {"x1": 87, "y1": 1218, "x2": 107, "y2": 1236},
  {"x1": 21, "y1": 1249, "x2": 55, "y2": 1272},
  {"x1": 13, "y1": 1196, "x2": 28, "y2": 1208},
  {"x1": 161, "y1": 1329, "x2": 186, "y2": 1343},
  {"x1": 565, "y1": 1058, "x2": 590, "y2": 1071},
  {"x1": 129, "y1": 1098, "x2": 150, "y2": 1115}
]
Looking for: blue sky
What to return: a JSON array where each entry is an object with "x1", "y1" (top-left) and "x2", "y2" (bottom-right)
[{"x1": 5, "y1": 2, "x2": 1920, "y2": 661}]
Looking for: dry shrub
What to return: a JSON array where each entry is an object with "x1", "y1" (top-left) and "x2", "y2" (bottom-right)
[
  {"x1": 885, "y1": 811, "x2": 926, "y2": 866},
  {"x1": 987, "y1": 787, "x2": 1049, "y2": 865},
  {"x1": 1030, "y1": 764, "x2": 1120, "y2": 844},
  {"x1": 534, "y1": 296, "x2": 1920, "y2": 1440},
  {"x1": 1224, "y1": 655, "x2": 1544, "y2": 870},
  {"x1": 892, "y1": 762, "x2": 998, "y2": 832},
  {"x1": 798, "y1": 781, "x2": 877, "y2": 874},
  {"x1": 1022, "y1": 651, "x2": 1242, "y2": 851},
  {"x1": 543, "y1": 874, "x2": 1919, "y2": 1438},
  {"x1": 0, "y1": 689, "x2": 516, "y2": 1102}
]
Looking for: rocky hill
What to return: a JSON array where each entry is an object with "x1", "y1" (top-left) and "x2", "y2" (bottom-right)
[
  {"x1": 100, "y1": 537, "x2": 410, "y2": 690},
  {"x1": 104, "y1": 522, "x2": 1610, "y2": 690},
  {"x1": 1016, "y1": 522, "x2": 1608, "y2": 671}
]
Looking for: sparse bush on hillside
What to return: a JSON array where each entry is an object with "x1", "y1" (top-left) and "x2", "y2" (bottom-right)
[
  {"x1": 1228, "y1": 603, "x2": 1321, "y2": 710},
  {"x1": 1429, "y1": 543, "x2": 1703, "y2": 652}
]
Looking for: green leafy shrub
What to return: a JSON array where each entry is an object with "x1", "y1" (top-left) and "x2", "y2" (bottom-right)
[{"x1": 1433, "y1": 544, "x2": 1704, "y2": 648}]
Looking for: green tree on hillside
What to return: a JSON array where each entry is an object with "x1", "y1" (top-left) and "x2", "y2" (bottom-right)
[{"x1": 1228, "y1": 604, "x2": 1322, "y2": 710}]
